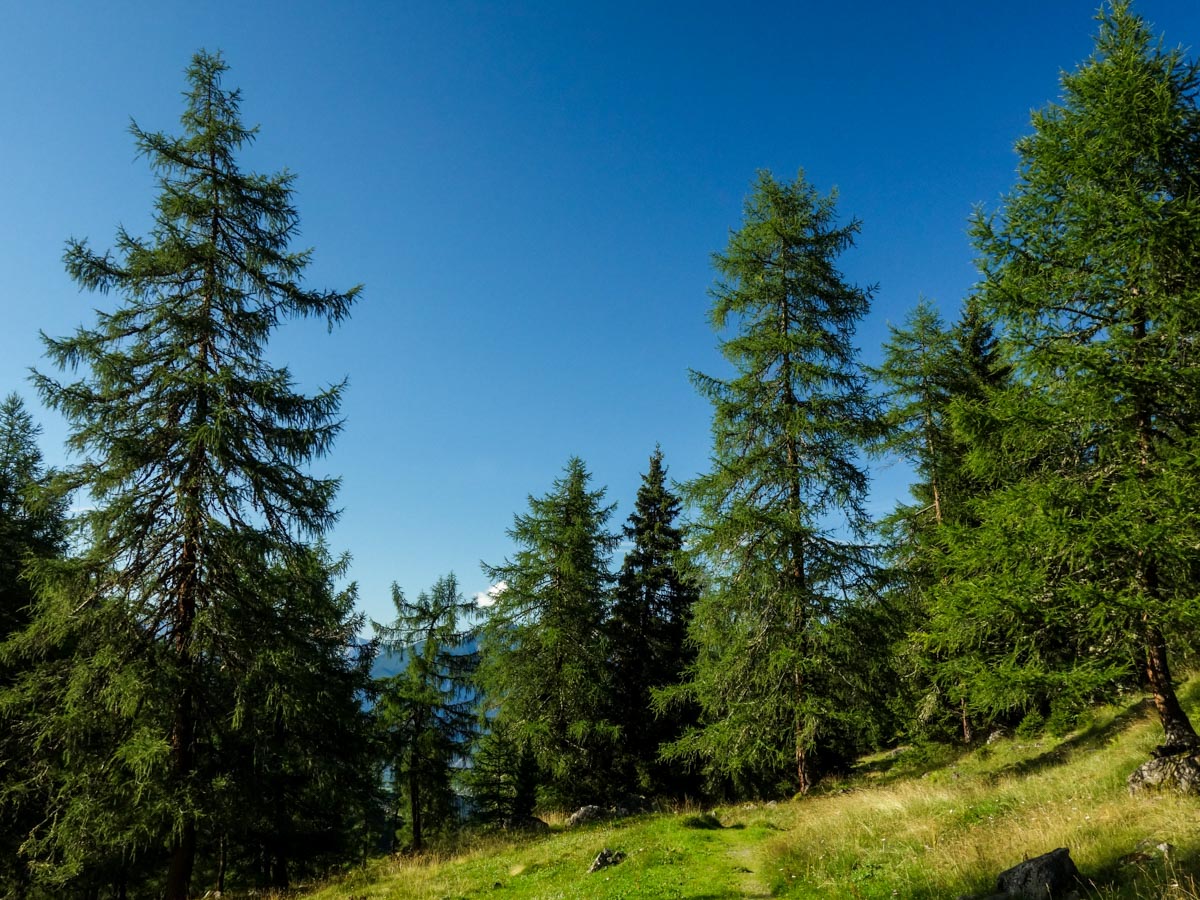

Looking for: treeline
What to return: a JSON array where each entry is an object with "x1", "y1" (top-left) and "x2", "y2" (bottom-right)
[{"x1": 4, "y1": 3, "x2": 1200, "y2": 897}]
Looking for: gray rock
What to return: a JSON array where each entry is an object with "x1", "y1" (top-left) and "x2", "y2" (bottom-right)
[
  {"x1": 1128, "y1": 753, "x2": 1200, "y2": 795},
  {"x1": 995, "y1": 847, "x2": 1079, "y2": 898},
  {"x1": 567, "y1": 805, "x2": 606, "y2": 827},
  {"x1": 587, "y1": 848, "x2": 626, "y2": 873}
]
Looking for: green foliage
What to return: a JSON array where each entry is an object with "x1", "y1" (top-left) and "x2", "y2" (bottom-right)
[
  {"x1": 924, "y1": 2, "x2": 1200, "y2": 746},
  {"x1": 477, "y1": 457, "x2": 619, "y2": 809},
  {"x1": 5, "y1": 50, "x2": 365, "y2": 897},
  {"x1": 0, "y1": 394, "x2": 67, "y2": 897},
  {"x1": 667, "y1": 170, "x2": 882, "y2": 795},
  {"x1": 375, "y1": 573, "x2": 477, "y2": 850},
  {"x1": 873, "y1": 298, "x2": 1011, "y2": 743},
  {"x1": 608, "y1": 447, "x2": 701, "y2": 799},
  {"x1": 460, "y1": 718, "x2": 539, "y2": 826}
]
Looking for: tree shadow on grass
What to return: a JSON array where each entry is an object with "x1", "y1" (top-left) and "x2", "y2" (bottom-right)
[
  {"x1": 850, "y1": 687, "x2": 1184, "y2": 788},
  {"x1": 982, "y1": 696, "x2": 1154, "y2": 783},
  {"x1": 1076, "y1": 841, "x2": 1200, "y2": 898}
]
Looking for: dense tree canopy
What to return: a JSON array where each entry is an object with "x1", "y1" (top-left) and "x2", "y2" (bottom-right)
[
  {"x1": 926, "y1": 1, "x2": 1200, "y2": 747},
  {"x1": 476, "y1": 457, "x2": 619, "y2": 808},
  {"x1": 4, "y1": 51, "x2": 365, "y2": 898},
  {"x1": 667, "y1": 170, "x2": 881, "y2": 795}
]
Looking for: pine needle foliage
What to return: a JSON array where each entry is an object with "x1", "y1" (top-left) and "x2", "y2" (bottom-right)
[
  {"x1": 477, "y1": 457, "x2": 619, "y2": 809},
  {"x1": 667, "y1": 170, "x2": 881, "y2": 795},
  {"x1": 0, "y1": 395, "x2": 67, "y2": 897},
  {"x1": 609, "y1": 446, "x2": 701, "y2": 798},
  {"x1": 7, "y1": 50, "x2": 364, "y2": 898},
  {"x1": 375, "y1": 574, "x2": 477, "y2": 851},
  {"x1": 928, "y1": 2, "x2": 1200, "y2": 749}
]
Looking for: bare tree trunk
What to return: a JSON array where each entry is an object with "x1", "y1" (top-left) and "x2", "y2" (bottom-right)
[{"x1": 1144, "y1": 622, "x2": 1199, "y2": 754}]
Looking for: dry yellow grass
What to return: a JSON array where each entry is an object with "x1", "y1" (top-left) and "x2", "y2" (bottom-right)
[{"x1": 301, "y1": 686, "x2": 1200, "y2": 899}]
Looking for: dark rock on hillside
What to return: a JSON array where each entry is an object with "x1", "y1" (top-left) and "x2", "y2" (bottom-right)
[{"x1": 995, "y1": 847, "x2": 1080, "y2": 898}]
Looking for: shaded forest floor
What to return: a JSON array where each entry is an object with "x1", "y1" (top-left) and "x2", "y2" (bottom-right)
[{"x1": 302, "y1": 683, "x2": 1200, "y2": 899}]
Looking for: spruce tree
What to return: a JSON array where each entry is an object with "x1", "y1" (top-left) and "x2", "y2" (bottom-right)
[
  {"x1": 933, "y1": 3, "x2": 1200, "y2": 750},
  {"x1": 608, "y1": 446, "x2": 700, "y2": 797},
  {"x1": 375, "y1": 574, "x2": 477, "y2": 851},
  {"x1": 476, "y1": 457, "x2": 618, "y2": 808},
  {"x1": 9, "y1": 51, "x2": 362, "y2": 897},
  {"x1": 668, "y1": 170, "x2": 880, "y2": 794}
]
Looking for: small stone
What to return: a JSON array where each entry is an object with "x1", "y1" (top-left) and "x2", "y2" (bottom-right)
[{"x1": 588, "y1": 848, "x2": 626, "y2": 873}]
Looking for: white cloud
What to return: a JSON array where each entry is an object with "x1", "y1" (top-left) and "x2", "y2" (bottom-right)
[{"x1": 474, "y1": 580, "x2": 507, "y2": 608}]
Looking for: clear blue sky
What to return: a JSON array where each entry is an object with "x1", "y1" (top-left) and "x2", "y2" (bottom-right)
[{"x1": 3, "y1": 1, "x2": 1198, "y2": 626}]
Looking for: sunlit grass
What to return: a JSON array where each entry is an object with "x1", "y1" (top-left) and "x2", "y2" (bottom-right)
[{"x1": 301, "y1": 683, "x2": 1200, "y2": 899}]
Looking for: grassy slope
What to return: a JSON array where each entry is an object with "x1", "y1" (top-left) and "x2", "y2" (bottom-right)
[{"x1": 306, "y1": 685, "x2": 1200, "y2": 899}]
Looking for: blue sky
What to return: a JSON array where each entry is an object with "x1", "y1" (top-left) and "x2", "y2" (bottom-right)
[{"x1": 3, "y1": 1, "x2": 1198, "y2": 626}]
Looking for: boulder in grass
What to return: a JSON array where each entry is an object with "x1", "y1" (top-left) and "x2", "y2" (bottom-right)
[
  {"x1": 567, "y1": 805, "x2": 606, "y2": 827},
  {"x1": 995, "y1": 847, "x2": 1080, "y2": 898},
  {"x1": 1128, "y1": 753, "x2": 1200, "y2": 795}
]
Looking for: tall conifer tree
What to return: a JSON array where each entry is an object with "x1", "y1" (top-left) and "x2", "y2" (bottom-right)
[
  {"x1": 609, "y1": 447, "x2": 700, "y2": 797},
  {"x1": 9, "y1": 51, "x2": 362, "y2": 897},
  {"x1": 0, "y1": 394, "x2": 67, "y2": 897},
  {"x1": 669, "y1": 171, "x2": 879, "y2": 794},
  {"x1": 932, "y1": 3, "x2": 1200, "y2": 751},
  {"x1": 477, "y1": 457, "x2": 618, "y2": 808},
  {"x1": 375, "y1": 574, "x2": 477, "y2": 851}
]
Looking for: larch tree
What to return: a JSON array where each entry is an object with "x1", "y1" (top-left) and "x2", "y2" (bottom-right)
[
  {"x1": 476, "y1": 457, "x2": 618, "y2": 809},
  {"x1": 375, "y1": 574, "x2": 477, "y2": 852},
  {"x1": 9, "y1": 51, "x2": 363, "y2": 898},
  {"x1": 668, "y1": 170, "x2": 880, "y2": 795},
  {"x1": 934, "y1": 2, "x2": 1200, "y2": 754},
  {"x1": 873, "y1": 299, "x2": 1009, "y2": 742}
]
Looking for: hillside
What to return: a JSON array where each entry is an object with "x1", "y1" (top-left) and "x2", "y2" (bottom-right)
[{"x1": 305, "y1": 683, "x2": 1200, "y2": 899}]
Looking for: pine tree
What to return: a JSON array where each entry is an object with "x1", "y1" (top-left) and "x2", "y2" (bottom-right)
[
  {"x1": 668, "y1": 170, "x2": 880, "y2": 794},
  {"x1": 874, "y1": 300, "x2": 1009, "y2": 742},
  {"x1": 477, "y1": 457, "x2": 618, "y2": 809},
  {"x1": 875, "y1": 300, "x2": 956, "y2": 529},
  {"x1": 9, "y1": 50, "x2": 362, "y2": 897},
  {"x1": 934, "y1": 2, "x2": 1200, "y2": 751},
  {"x1": 0, "y1": 394, "x2": 67, "y2": 897},
  {"x1": 375, "y1": 574, "x2": 477, "y2": 851},
  {"x1": 608, "y1": 447, "x2": 700, "y2": 797},
  {"x1": 211, "y1": 549, "x2": 379, "y2": 890}
]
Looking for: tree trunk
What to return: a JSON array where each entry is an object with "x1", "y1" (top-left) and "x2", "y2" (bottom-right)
[
  {"x1": 1145, "y1": 622, "x2": 1199, "y2": 754},
  {"x1": 165, "y1": 818, "x2": 195, "y2": 900},
  {"x1": 216, "y1": 834, "x2": 227, "y2": 895},
  {"x1": 1130, "y1": 311, "x2": 1198, "y2": 755}
]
